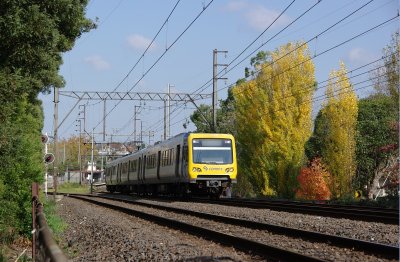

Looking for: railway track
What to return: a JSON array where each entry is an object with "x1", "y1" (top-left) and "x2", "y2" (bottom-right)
[
  {"x1": 66, "y1": 193, "x2": 398, "y2": 261},
  {"x1": 192, "y1": 197, "x2": 399, "y2": 224},
  {"x1": 94, "y1": 190, "x2": 398, "y2": 224}
]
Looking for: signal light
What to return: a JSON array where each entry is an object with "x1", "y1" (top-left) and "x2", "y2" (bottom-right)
[
  {"x1": 41, "y1": 134, "x2": 49, "y2": 144},
  {"x1": 44, "y1": 153, "x2": 55, "y2": 164}
]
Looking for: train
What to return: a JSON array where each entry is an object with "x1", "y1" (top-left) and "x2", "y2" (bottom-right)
[{"x1": 105, "y1": 133, "x2": 237, "y2": 197}]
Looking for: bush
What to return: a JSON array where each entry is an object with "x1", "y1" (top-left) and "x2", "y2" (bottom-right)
[{"x1": 296, "y1": 158, "x2": 332, "y2": 201}]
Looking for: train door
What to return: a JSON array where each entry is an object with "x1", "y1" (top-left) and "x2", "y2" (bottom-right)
[
  {"x1": 157, "y1": 151, "x2": 161, "y2": 179},
  {"x1": 138, "y1": 157, "x2": 141, "y2": 181},
  {"x1": 175, "y1": 145, "x2": 180, "y2": 177},
  {"x1": 113, "y1": 166, "x2": 116, "y2": 184},
  {"x1": 117, "y1": 164, "x2": 121, "y2": 182},
  {"x1": 182, "y1": 144, "x2": 188, "y2": 178},
  {"x1": 142, "y1": 155, "x2": 146, "y2": 181},
  {"x1": 127, "y1": 160, "x2": 130, "y2": 181}
]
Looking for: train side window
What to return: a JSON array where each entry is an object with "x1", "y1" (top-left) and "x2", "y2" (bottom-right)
[{"x1": 122, "y1": 163, "x2": 127, "y2": 174}]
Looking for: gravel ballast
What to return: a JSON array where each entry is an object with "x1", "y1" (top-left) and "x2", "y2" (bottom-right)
[
  {"x1": 57, "y1": 195, "x2": 398, "y2": 261},
  {"x1": 57, "y1": 196, "x2": 263, "y2": 261},
  {"x1": 77, "y1": 196, "x2": 397, "y2": 261},
  {"x1": 133, "y1": 197, "x2": 399, "y2": 246}
]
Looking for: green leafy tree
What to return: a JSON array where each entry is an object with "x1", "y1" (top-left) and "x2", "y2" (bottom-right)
[
  {"x1": 304, "y1": 110, "x2": 328, "y2": 161},
  {"x1": 190, "y1": 87, "x2": 237, "y2": 134},
  {"x1": 355, "y1": 95, "x2": 398, "y2": 198},
  {"x1": 371, "y1": 31, "x2": 399, "y2": 106},
  {"x1": 0, "y1": 0, "x2": 94, "y2": 242},
  {"x1": 190, "y1": 104, "x2": 213, "y2": 133}
]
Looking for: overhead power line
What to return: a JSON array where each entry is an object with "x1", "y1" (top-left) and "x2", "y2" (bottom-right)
[
  {"x1": 110, "y1": 0, "x2": 182, "y2": 94},
  {"x1": 197, "y1": 0, "x2": 376, "y2": 97},
  {"x1": 92, "y1": 0, "x2": 215, "y2": 131},
  {"x1": 227, "y1": 14, "x2": 399, "y2": 98},
  {"x1": 151, "y1": 0, "x2": 373, "y2": 132},
  {"x1": 143, "y1": 0, "x2": 311, "y2": 134}
]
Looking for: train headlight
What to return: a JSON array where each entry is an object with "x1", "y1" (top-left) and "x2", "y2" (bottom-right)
[
  {"x1": 192, "y1": 167, "x2": 202, "y2": 172},
  {"x1": 225, "y1": 167, "x2": 234, "y2": 172}
]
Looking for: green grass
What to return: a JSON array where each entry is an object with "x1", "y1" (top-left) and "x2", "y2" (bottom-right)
[
  {"x1": 49, "y1": 183, "x2": 90, "y2": 194},
  {"x1": 43, "y1": 199, "x2": 67, "y2": 237}
]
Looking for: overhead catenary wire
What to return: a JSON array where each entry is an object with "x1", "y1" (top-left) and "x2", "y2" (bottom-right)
[
  {"x1": 136, "y1": 10, "x2": 397, "y2": 142},
  {"x1": 223, "y1": 14, "x2": 399, "y2": 99},
  {"x1": 188, "y1": 0, "x2": 320, "y2": 98},
  {"x1": 90, "y1": 1, "x2": 395, "y2": 145},
  {"x1": 121, "y1": 54, "x2": 391, "y2": 144},
  {"x1": 84, "y1": 0, "x2": 181, "y2": 108},
  {"x1": 266, "y1": 75, "x2": 390, "y2": 119},
  {"x1": 161, "y1": 74, "x2": 389, "y2": 136},
  {"x1": 195, "y1": 0, "x2": 377, "y2": 97},
  {"x1": 110, "y1": 0, "x2": 182, "y2": 94},
  {"x1": 92, "y1": 0, "x2": 215, "y2": 131},
  {"x1": 158, "y1": 0, "x2": 372, "y2": 128},
  {"x1": 137, "y1": 0, "x2": 313, "y2": 136}
]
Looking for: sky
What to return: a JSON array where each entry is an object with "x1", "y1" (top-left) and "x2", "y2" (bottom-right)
[{"x1": 39, "y1": 0, "x2": 399, "y2": 145}]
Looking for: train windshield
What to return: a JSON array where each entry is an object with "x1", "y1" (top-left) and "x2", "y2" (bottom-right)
[{"x1": 192, "y1": 138, "x2": 233, "y2": 164}]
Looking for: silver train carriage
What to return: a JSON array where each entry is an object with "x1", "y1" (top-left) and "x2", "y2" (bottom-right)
[{"x1": 105, "y1": 133, "x2": 237, "y2": 197}]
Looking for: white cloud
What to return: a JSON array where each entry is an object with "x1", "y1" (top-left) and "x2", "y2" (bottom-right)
[
  {"x1": 224, "y1": 1, "x2": 248, "y2": 12},
  {"x1": 348, "y1": 48, "x2": 376, "y2": 64},
  {"x1": 223, "y1": 1, "x2": 290, "y2": 31},
  {"x1": 127, "y1": 34, "x2": 156, "y2": 51},
  {"x1": 84, "y1": 55, "x2": 111, "y2": 70},
  {"x1": 245, "y1": 6, "x2": 290, "y2": 31}
]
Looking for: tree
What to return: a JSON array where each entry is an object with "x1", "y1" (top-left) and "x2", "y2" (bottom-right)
[
  {"x1": 321, "y1": 62, "x2": 358, "y2": 198},
  {"x1": 52, "y1": 136, "x2": 94, "y2": 174},
  {"x1": 355, "y1": 95, "x2": 398, "y2": 198},
  {"x1": 296, "y1": 158, "x2": 331, "y2": 200},
  {"x1": 304, "y1": 110, "x2": 328, "y2": 161},
  {"x1": 190, "y1": 87, "x2": 237, "y2": 134},
  {"x1": 371, "y1": 31, "x2": 399, "y2": 106},
  {"x1": 190, "y1": 104, "x2": 213, "y2": 133},
  {"x1": 233, "y1": 42, "x2": 316, "y2": 197},
  {"x1": 0, "y1": 0, "x2": 94, "y2": 242}
]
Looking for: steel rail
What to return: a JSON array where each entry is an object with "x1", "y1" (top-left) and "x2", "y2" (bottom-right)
[
  {"x1": 69, "y1": 193, "x2": 399, "y2": 260},
  {"x1": 197, "y1": 198, "x2": 399, "y2": 225},
  {"x1": 68, "y1": 194, "x2": 323, "y2": 262},
  {"x1": 228, "y1": 198, "x2": 399, "y2": 213}
]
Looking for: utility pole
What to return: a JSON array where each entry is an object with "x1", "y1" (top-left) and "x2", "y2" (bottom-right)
[
  {"x1": 90, "y1": 129, "x2": 94, "y2": 194},
  {"x1": 103, "y1": 99, "x2": 106, "y2": 142},
  {"x1": 212, "y1": 49, "x2": 228, "y2": 132},
  {"x1": 76, "y1": 119, "x2": 82, "y2": 185},
  {"x1": 53, "y1": 87, "x2": 59, "y2": 196},
  {"x1": 164, "y1": 84, "x2": 173, "y2": 140},
  {"x1": 102, "y1": 99, "x2": 106, "y2": 178},
  {"x1": 79, "y1": 104, "x2": 86, "y2": 133},
  {"x1": 140, "y1": 121, "x2": 143, "y2": 147},
  {"x1": 134, "y1": 105, "x2": 140, "y2": 149},
  {"x1": 44, "y1": 132, "x2": 48, "y2": 198}
]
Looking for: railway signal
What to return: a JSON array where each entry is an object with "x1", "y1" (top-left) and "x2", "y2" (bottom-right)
[
  {"x1": 41, "y1": 134, "x2": 49, "y2": 144},
  {"x1": 44, "y1": 153, "x2": 55, "y2": 164}
]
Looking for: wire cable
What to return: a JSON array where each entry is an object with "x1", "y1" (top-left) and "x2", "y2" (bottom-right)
[
  {"x1": 92, "y1": 0, "x2": 215, "y2": 131},
  {"x1": 139, "y1": 0, "x2": 316, "y2": 134}
]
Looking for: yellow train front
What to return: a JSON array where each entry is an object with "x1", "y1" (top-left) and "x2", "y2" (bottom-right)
[
  {"x1": 105, "y1": 133, "x2": 237, "y2": 198},
  {"x1": 187, "y1": 133, "x2": 237, "y2": 196}
]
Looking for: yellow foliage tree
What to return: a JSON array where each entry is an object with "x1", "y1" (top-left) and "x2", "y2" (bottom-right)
[
  {"x1": 233, "y1": 42, "x2": 316, "y2": 197},
  {"x1": 322, "y1": 62, "x2": 358, "y2": 198}
]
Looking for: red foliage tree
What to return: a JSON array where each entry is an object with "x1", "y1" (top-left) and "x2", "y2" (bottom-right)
[{"x1": 296, "y1": 158, "x2": 332, "y2": 200}]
